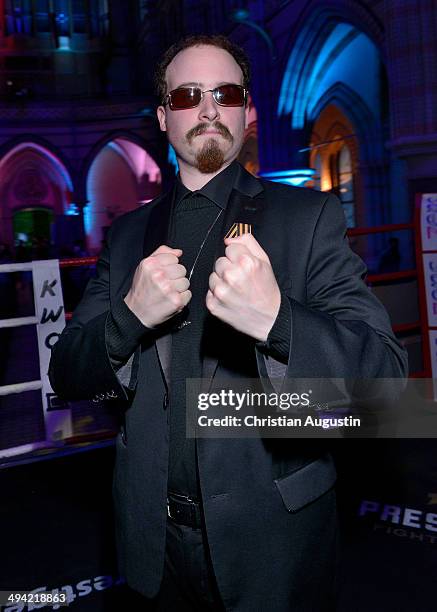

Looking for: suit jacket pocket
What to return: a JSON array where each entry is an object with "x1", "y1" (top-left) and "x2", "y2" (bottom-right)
[{"x1": 274, "y1": 453, "x2": 336, "y2": 512}]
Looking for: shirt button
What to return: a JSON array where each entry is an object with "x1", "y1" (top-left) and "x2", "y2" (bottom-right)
[{"x1": 163, "y1": 392, "x2": 169, "y2": 409}]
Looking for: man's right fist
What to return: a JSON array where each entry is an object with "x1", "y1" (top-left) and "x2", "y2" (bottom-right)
[{"x1": 124, "y1": 245, "x2": 191, "y2": 328}]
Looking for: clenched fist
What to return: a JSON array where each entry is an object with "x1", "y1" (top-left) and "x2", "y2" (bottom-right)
[
  {"x1": 206, "y1": 233, "x2": 281, "y2": 341},
  {"x1": 124, "y1": 245, "x2": 191, "y2": 328}
]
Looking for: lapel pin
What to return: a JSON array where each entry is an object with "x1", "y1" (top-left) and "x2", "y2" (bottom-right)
[{"x1": 225, "y1": 222, "x2": 253, "y2": 239}]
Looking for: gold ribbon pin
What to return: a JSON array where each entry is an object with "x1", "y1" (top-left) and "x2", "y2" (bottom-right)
[{"x1": 225, "y1": 222, "x2": 253, "y2": 239}]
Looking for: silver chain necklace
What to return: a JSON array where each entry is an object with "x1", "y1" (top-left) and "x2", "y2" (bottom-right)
[{"x1": 175, "y1": 207, "x2": 223, "y2": 330}]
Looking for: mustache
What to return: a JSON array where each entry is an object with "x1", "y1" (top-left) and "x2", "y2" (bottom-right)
[{"x1": 186, "y1": 122, "x2": 233, "y2": 143}]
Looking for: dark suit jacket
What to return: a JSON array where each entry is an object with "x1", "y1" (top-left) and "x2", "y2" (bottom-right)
[{"x1": 49, "y1": 164, "x2": 407, "y2": 611}]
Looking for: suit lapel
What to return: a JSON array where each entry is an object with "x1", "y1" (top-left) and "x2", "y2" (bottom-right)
[
  {"x1": 201, "y1": 168, "x2": 266, "y2": 390},
  {"x1": 142, "y1": 189, "x2": 174, "y2": 258},
  {"x1": 142, "y1": 188, "x2": 175, "y2": 390}
]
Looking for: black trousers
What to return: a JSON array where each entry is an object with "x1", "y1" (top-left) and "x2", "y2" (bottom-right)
[{"x1": 141, "y1": 517, "x2": 225, "y2": 611}]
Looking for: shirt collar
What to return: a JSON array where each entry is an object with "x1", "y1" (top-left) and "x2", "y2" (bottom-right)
[{"x1": 174, "y1": 159, "x2": 240, "y2": 209}]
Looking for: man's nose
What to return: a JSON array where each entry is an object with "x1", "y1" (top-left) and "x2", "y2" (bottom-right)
[{"x1": 198, "y1": 90, "x2": 220, "y2": 121}]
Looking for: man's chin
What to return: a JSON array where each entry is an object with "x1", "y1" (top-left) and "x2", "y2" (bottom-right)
[{"x1": 195, "y1": 139, "x2": 226, "y2": 174}]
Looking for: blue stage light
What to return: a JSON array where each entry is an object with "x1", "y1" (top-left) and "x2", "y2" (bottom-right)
[{"x1": 260, "y1": 168, "x2": 316, "y2": 187}]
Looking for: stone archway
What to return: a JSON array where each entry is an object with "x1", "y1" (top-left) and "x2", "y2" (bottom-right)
[
  {"x1": 0, "y1": 142, "x2": 73, "y2": 253},
  {"x1": 310, "y1": 104, "x2": 361, "y2": 225},
  {"x1": 85, "y1": 137, "x2": 162, "y2": 253},
  {"x1": 276, "y1": 12, "x2": 392, "y2": 268}
]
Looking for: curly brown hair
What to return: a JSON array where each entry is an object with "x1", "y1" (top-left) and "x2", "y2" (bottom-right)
[{"x1": 154, "y1": 34, "x2": 251, "y2": 104}]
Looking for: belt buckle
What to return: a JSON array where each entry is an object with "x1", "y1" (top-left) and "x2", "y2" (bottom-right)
[
  {"x1": 170, "y1": 491, "x2": 193, "y2": 503},
  {"x1": 167, "y1": 493, "x2": 197, "y2": 525}
]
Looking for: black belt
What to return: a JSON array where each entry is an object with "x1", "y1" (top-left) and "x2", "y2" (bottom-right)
[{"x1": 167, "y1": 492, "x2": 202, "y2": 529}]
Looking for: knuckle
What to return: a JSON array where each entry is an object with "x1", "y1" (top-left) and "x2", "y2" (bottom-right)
[
  {"x1": 150, "y1": 268, "x2": 164, "y2": 282},
  {"x1": 161, "y1": 279, "x2": 171, "y2": 293},
  {"x1": 176, "y1": 276, "x2": 187, "y2": 289},
  {"x1": 142, "y1": 257, "x2": 155, "y2": 272},
  {"x1": 239, "y1": 253, "x2": 254, "y2": 269},
  {"x1": 214, "y1": 283, "x2": 227, "y2": 300},
  {"x1": 207, "y1": 295, "x2": 217, "y2": 313},
  {"x1": 222, "y1": 269, "x2": 233, "y2": 284},
  {"x1": 169, "y1": 292, "x2": 182, "y2": 309}
]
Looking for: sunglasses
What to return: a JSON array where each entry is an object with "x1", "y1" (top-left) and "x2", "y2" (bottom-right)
[{"x1": 163, "y1": 84, "x2": 248, "y2": 110}]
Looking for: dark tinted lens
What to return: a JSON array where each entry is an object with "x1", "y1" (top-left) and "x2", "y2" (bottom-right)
[
  {"x1": 214, "y1": 84, "x2": 245, "y2": 106},
  {"x1": 169, "y1": 87, "x2": 201, "y2": 109}
]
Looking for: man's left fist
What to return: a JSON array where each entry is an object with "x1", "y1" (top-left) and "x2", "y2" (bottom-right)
[{"x1": 206, "y1": 233, "x2": 281, "y2": 341}]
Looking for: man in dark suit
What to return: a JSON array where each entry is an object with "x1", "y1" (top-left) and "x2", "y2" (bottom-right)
[{"x1": 49, "y1": 35, "x2": 407, "y2": 611}]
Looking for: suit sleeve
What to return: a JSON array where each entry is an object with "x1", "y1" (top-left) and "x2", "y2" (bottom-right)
[
  {"x1": 256, "y1": 292, "x2": 291, "y2": 363},
  {"x1": 256, "y1": 193, "x2": 408, "y2": 381},
  {"x1": 48, "y1": 224, "x2": 147, "y2": 401}
]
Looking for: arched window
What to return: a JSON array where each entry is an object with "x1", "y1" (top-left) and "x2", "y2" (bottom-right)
[
  {"x1": 309, "y1": 106, "x2": 359, "y2": 229},
  {"x1": 313, "y1": 153, "x2": 322, "y2": 191},
  {"x1": 5, "y1": 0, "x2": 33, "y2": 35},
  {"x1": 35, "y1": 0, "x2": 50, "y2": 32},
  {"x1": 54, "y1": 0, "x2": 70, "y2": 36},
  {"x1": 336, "y1": 145, "x2": 355, "y2": 228},
  {"x1": 0, "y1": 142, "x2": 73, "y2": 249}
]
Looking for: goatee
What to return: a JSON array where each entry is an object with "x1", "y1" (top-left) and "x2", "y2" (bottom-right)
[{"x1": 195, "y1": 138, "x2": 225, "y2": 173}]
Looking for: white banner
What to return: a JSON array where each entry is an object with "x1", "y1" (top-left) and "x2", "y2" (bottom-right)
[
  {"x1": 32, "y1": 260, "x2": 72, "y2": 441},
  {"x1": 420, "y1": 193, "x2": 437, "y2": 251},
  {"x1": 422, "y1": 253, "x2": 437, "y2": 327},
  {"x1": 419, "y1": 194, "x2": 437, "y2": 398}
]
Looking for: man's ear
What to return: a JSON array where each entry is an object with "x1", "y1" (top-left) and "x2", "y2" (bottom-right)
[
  {"x1": 244, "y1": 102, "x2": 250, "y2": 130},
  {"x1": 157, "y1": 105, "x2": 167, "y2": 132}
]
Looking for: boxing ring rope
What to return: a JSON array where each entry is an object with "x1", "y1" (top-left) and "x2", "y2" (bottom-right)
[
  {"x1": 0, "y1": 259, "x2": 71, "y2": 459},
  {"x1": 347, "y1": 222, "x2": 419, "y2": 341}
]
